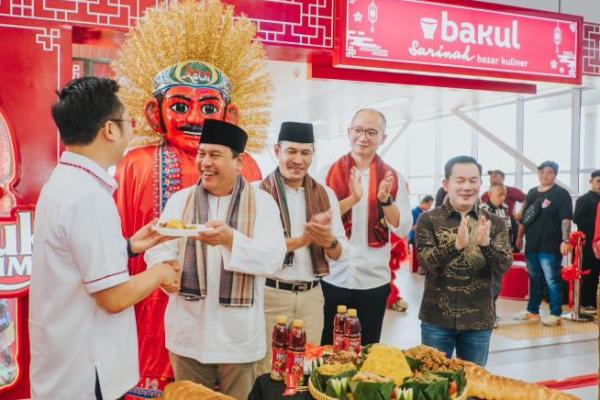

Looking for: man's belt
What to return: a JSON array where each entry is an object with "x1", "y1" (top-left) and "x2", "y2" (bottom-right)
[{"x1": 265, "y1": 278, "x2": 320, "y2": 292}]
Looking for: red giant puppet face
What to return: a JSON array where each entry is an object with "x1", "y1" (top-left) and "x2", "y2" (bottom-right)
[{"x1": 143, "y1": 61, "x2": 240, "y2": 155}]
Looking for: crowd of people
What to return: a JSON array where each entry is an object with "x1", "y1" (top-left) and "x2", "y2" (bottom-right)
[{"x1": 28, "y1": 76, "x2": 600, "y2": 400}]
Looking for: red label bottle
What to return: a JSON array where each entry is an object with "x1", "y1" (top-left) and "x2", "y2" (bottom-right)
[
  {"x1": 270, "y1": 315, "x2": 289, "y2": 381},
  {"x1": 343, "y1": 308, "x2": 361, "y2": 354},
  {"x1": 333, "y1": 305, "x2": 347, "y2": 352},
  {"x1": 286, "y1": 319, "x2": 306, "y2": 387}
]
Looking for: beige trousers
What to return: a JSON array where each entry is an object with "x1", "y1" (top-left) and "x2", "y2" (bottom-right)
[
  {"x1": 169, "y1": 352, "x2": 256, "y2": 400},
  {"x1": 256, "y1": 284, "x2": 325, "y2": 376}
]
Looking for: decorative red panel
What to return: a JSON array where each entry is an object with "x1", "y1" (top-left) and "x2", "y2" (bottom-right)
[
  {"x1": 227, "y1": 0, "x2": 333, "y2": 48},
  {"x1": 0, "y1": 0, "x2": 333, "y2": 48},
  {"x1": 583, "y1": 23, "x2": 600, "y2": 76}
]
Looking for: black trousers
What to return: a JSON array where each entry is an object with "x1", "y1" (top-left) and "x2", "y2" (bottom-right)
[
  {"x1": 320, "y1": 281, "x2": 391, "y2": 346},
  {"x1": 581, "y1": 245, "x2": 600, "y2": 308}
]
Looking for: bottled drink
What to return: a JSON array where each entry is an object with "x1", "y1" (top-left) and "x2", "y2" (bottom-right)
[
  {"x1": 286, "y1": 319, "x2": 307, "y2": 386},
  {"x1": 343, "y1": 308, "x2": 361, "y2": 354},
  {"x1": 333, "y1": 305, "x2": 347, "y2": 352},
  {"x1": 270, "y1": 315, "x2": 289, "y2": 381}
]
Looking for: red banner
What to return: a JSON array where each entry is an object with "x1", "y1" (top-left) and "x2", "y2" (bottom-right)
[{"x1": 335, "y1": 0, "x2": 583, "y2": 84}]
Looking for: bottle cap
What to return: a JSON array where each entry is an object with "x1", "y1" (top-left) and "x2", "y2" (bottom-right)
[
  {"x1": 337, "y1": 305, "x2": 347, "y2": 313},
  {"x1": 347, "y1": 308, "x2": 357, "y2": 317},
  {"x1": 276, "y1": 315, "x2": 287, "y2": 325},
  {"x1": 293, "y1": 319, "x2": 304, "y2": 328}
]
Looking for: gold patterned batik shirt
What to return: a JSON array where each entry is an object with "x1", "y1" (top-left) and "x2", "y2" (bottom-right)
[{"x1": 416, "y1": 201, "x2": 513, "y2": 331}]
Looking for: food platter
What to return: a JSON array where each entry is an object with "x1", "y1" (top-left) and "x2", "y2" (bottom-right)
[
  {"x1": 152, "y1": 223, "x2": 212, "y2": 237},
  {"x1": 306, "y1": 344, "x2": 579, "y2": 400},
  {"x1": 308, "y1": 344, "x2": 469, "y2": 400}
]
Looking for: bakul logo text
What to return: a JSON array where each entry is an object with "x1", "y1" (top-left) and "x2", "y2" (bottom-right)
[{"x1": 409, "y1": 11, "x2": 521, "y2": 61}]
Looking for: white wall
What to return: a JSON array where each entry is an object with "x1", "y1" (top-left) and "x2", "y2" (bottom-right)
[{"x1": 474, "y1": 0, "x2": 600, "y2": 24}]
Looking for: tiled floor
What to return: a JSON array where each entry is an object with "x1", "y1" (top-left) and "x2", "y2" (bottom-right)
[{"x1": 379, "y1": 264, "x2": 598, "y2": 400}]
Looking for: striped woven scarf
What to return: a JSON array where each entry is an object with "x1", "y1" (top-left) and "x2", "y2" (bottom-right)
[
  {"x1": 260, "y1": 168, "x2": 330, "y2": 277},
  {"x1": 179, "y1": 175, "x2": 256, "y2": 306}
]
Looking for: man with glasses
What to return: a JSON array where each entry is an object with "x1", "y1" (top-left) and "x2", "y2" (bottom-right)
[
  {"x1": 319, "y1": 108, "x2": 412, "y2": 346},
  {"x1": 30, "y1": 77, "x2": 181, "y2": 399}
]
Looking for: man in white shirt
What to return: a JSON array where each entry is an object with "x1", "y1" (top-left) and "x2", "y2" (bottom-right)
[
  {"x1": 319, "y1": 108, "x2": 412, "y2": 346},
  {"x1": 30, "y1": 77, "x2": 180, "y2": 400},
  {"x1": 256, "y1": 122, "x2": 348, "y2": 375},
  {"x1": 145, "y1": 119, "x2": 286, "y2": 399}
]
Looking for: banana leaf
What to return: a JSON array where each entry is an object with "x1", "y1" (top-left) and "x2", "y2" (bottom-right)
[
  {"x1": 404, "y1": 355, "x2": 423, "y2": 373},
  {"x1": 434, "y1": 369, "x2": 467, "y2": 396},
  {"x1": 351, "y1": 381, "x2": 395, "y2": 400},
  {"x1": 310, "y1": 365, "x2": 324, "y2": 392},
  {"x1": 401, "y1": 373, "x2": 450, "y2": 400},
  {"x1": 325, "y1": 377, "x2": 350, "y2": 400}
]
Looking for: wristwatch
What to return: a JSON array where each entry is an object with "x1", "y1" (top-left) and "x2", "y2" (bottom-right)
[
  {"x1": 328, "y1": 238, "x2": 339, "y2": 249},
  {"x1": 379, "y1": 196, "x2": 394, "y2": 207},
  {"x1": 127, "y1": 239, "x2": 139, "y2": 258}
]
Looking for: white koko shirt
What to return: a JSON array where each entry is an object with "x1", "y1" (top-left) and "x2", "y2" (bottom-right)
[
  {"x1": 252, "y1": 181, "x2": 350, "y2": 283},
  {"x1": 318, "y1": 163, "x2": 412, "y2": 290},
  {"x1": 30, "y1": 152, "x2": 138, "y2": 400},
  {"x1": 145, "y1": 185, "x2": 286, "y2": 364}
]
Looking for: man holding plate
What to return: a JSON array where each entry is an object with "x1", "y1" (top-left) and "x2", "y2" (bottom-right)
[{"x1": 145, "y1": 119, "x2": 286, "y2": 399}]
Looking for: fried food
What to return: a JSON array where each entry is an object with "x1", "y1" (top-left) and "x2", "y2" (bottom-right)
[
  {"x1": 316, "y1": 362, "x2": 356, "y2": 377},
  {"x1": 160, "y1": 219, "x2": 194, "y2": 230},
  {"x1": 404, "y1": 345, "x2": 463, "y2": 373},
  {"x1": 352, "y1": 371, "x2": 392, "y2": 383},
  {"x1": 461, "y1": 361, "x2": 580, "y2": 400}
]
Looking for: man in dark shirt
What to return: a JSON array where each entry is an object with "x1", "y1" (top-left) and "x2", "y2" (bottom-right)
[
  {"x1": 515, "y1": 160, "x2": 573, "y2": 326},
  {"x1": 416, "y1": 156, "x2": 512, "y2": 366},
  {"x1": 409, "y1": 195, "x2": 434, "y2": 244},
  {"x1": 410, "y1": 195, "x2": 434, "y2": 275},
  {"x1": 481, "y1": 169, "x2": 526, "y2": 216},
  {"x1": 434, "y1": 186, "x2": 447, "y2": 208},
  {"x1": 573, "y1": 170, "x2": 600, "y2": 311},
  {"x1": 480, "y1": 182, "x2": 513, "y2": 327}
]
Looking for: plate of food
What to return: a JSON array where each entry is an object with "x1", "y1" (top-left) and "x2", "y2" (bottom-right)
[{"x1": 153, "y1": 219, "x2": 212, "y2": 237}]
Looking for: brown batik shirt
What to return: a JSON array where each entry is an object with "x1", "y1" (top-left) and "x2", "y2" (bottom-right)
[{"x1": 416, "y1": 201, "x2": 513, "y2": 331}]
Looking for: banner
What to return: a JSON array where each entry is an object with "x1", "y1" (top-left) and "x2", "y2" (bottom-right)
[{"x1": 335, "y1": 0, "x2": 582, "y2": 84}]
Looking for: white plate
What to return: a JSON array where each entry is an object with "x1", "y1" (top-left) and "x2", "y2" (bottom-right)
[{"x1": 152, "y1": 224, "x2": 212, "y2": 237}]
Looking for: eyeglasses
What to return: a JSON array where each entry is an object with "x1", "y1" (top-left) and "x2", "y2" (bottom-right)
[
  {"x1": 108, "y1": 118, "x2": 137, "y2": 129},
  {"x1": 349, "y1": 126, "x2": 379, "y2": 138}
]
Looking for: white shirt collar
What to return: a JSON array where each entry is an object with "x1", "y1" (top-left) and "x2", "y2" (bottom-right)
[{"x1": 60, "y1": 151, "x2": 118, "y2": 193}]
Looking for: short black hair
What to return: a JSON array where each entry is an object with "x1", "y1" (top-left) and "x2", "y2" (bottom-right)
[
  {"x1": 537, "y1": 160, "x2": 559, "y2": 174},
  {"x1": 444, "y1": 155, "x2": 482, "y2": 179},
  {"x1": 591, "y1": 170, "x2": 600, "y2": 179},
  {"x1": 51, "y1": 77, "x2": 124, "y2": 146},
  {"x1": 421, "y1": 195, "x2": 434, "y2": 203}
]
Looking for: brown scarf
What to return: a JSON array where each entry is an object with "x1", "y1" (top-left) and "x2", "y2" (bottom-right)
[
  {"x1": 260, "y1": 168, "x2": 331, "y2": 277},
  {"x1": 179, "y1": 175, "x2": 256, "y2": 306},
  {"x1": 326, "y1": 153, "x2": 398, "y2": 248}
]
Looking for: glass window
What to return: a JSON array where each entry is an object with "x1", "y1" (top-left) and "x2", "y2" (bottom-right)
[
  {"x1": 523, "y1": 93, "x2": 572, "y2": 171},
  {"x1": 439, "y1": 115, "x2": 472, "y2": 168},
  {"x1": 580, "y1": 89, "x2": 600, "y2": 171},
  {"x1": 406, "y1": 120, "x2": 436, "y2": 177},
  {"x1": 477, "y1": 103, "x2": 517, "y2": 176}
]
